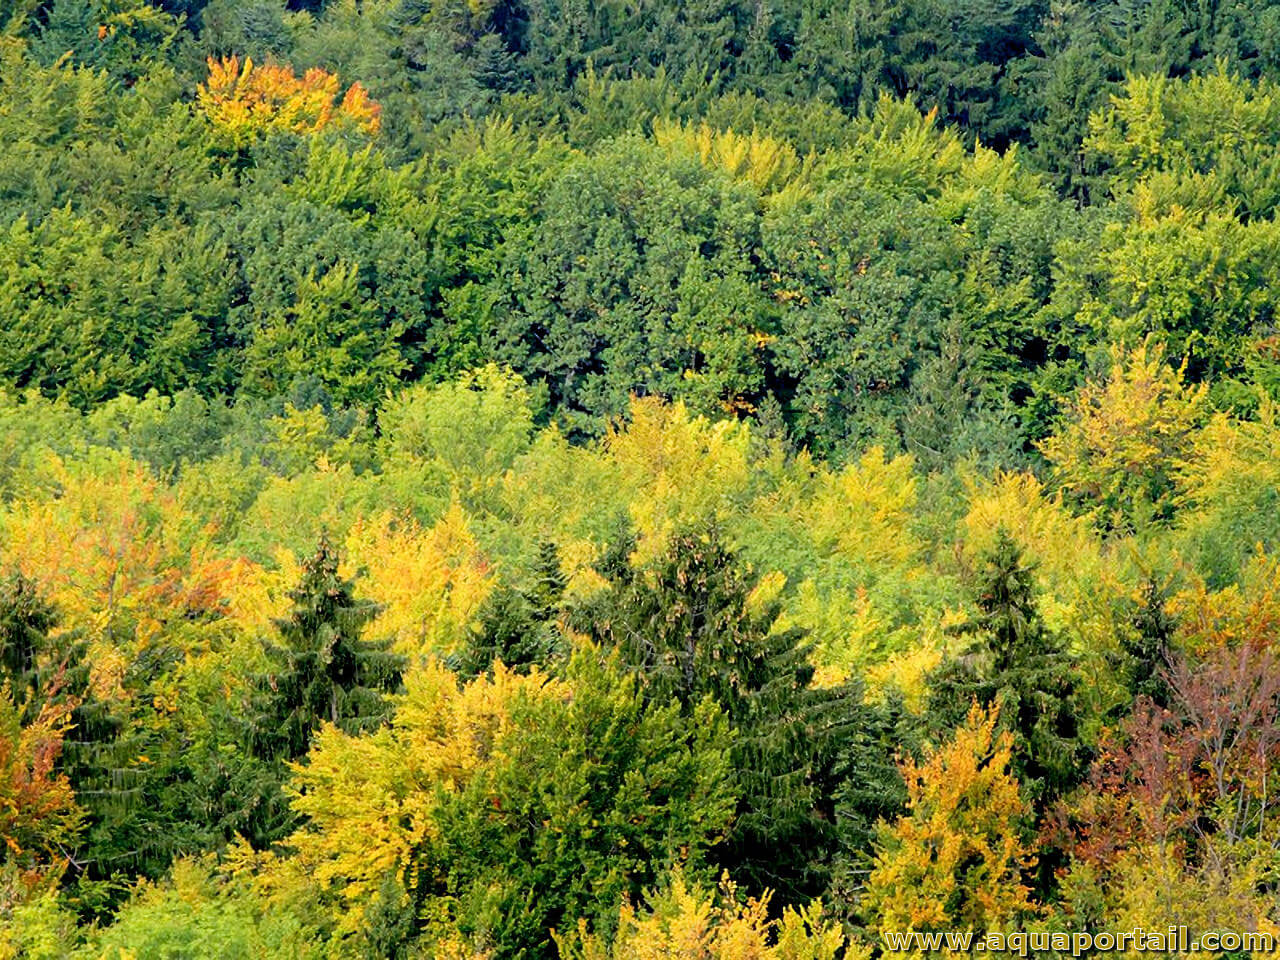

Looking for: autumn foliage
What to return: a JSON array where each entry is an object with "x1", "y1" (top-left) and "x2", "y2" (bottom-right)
[{"x1": 197, "y1": 56, "x2": 381, "y2": 146}]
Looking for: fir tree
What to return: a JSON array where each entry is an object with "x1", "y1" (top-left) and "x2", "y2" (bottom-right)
[
  {"x1": 583, "y1": 523, "x2": 861, "y2": 903},
  {"x1": 927, "y1": 529, "x2": 1086, "y2": 814},
  {"x1": 249, "y1": 535, "x2": 404, "y2": 763}
]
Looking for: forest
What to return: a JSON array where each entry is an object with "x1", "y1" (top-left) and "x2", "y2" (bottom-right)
[{"x1": 3, "y1": 0, "x2": 1280, "y2": 956}]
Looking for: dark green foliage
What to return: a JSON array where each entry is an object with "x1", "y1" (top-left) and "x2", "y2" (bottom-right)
[
  {"x1": 826, "y1": 690, "x2": 922, "y2": 924},
  {"x1": 1122, "y1": 577, "x2": 1175, "y2": 709},
  {"x1": 583, "y1": 524, "x2": 862, "y2": 902},
  {"x1": 418, "y1": 650, "x2": 736, "y2": 960},
  {"x1": 0, "y1": 570, "x2": 56, "y2": 704},
  {"x1": 0, "y1": 578, "x2": 197, "y2": 916},
  {"x1": 249, "y1": 535, "x2": 403, "y2": 762},
  {"x1": 478, "y1": 134, "x2": 772, "y2": 435},
  {"x1": 452, "y1": 539, "x2": 567, "y2": 679},
  {"x1": 927, "y1": 529, "x2": 1087, "y2": 813}
]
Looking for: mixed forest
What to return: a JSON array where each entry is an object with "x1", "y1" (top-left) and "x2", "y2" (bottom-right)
[{"x1": 3, "y1": 0, "x2": 1280, "y2": 956}]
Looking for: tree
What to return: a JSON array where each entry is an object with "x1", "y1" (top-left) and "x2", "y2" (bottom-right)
[
  {"x1": 0, "y1": 688, "x2": 83, "y2": 889},
  {"x1": 0, "y1": 571, "x2": 57, "y2": 709},
  {"x1": 197, "y1": 55, "x2": 381, "y2": 148},
  {"x1": 284, "y1": 654, "x2": 736, "y2": 958},
  {"x1": 865, "y1": 703, "x2": 1036, "y2": 937},
  {"x1": 559, "y1": 868, "x2": 848, "y2": 960},
  {"x1": 585, "y1": 524, "x2": 861, "y2": 903},
  {"x1": 1039, "y1": 340, "x2": 1208, "y2": 530},
  {"x1": 1121, "y1": 577, "x2": 1175, "y2": 709},
  {"x1": 477, "y1": 134, "x2": 773, "y2": 435},
  {"x1": 452, "y1": 538, "x2": 566, "y2": 680},
  {"x1": 249, "y1": 535, "x2": 403, "y2": 764},
  {"x1": 927, "y1": 529, "x2": 1086, "y2": 814}
]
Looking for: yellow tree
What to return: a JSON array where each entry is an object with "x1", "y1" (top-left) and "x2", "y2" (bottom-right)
[
  {"x1": 281, "y1": 660, "x2": 560, "y2": 935},
  {"x1": 0, "y1": 451, "x2": 249, "y2": 693},
  {"x1": 604, "y1": 397, "x2": 753, "y2": 564},
  {"x1": 560, "y1": 869, "x2": 851, "y2": 960},
  {"x1": 865, "y1": 703, "x2": 1036, "y2": 939},
  {"x1": 1039, "y1": 339, "x2": 1207, "y2": 531},
  {"x1": 342, "y1": 505, "x2": 495, "y2": 660},
  {"x1": 197, "y1": 55, "x2": 380, "y2": 147}
]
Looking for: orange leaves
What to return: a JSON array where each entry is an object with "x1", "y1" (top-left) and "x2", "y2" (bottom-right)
[
  {"x1": 197, "y1": 55, "x2": 381, "y2": 147},
  {"x1": 0, "y1": 453, "x2": 257, "y2": 691},
  {"x1": 0, "y1": 690, "x2": 83, "y2": 886}
]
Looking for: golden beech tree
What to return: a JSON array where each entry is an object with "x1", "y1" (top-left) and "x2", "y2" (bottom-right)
[
  {"x1": 604, "y1": 397, "x2": 753, "y2": 564},
  {"x1": 1039, "y1": 338, "x2": 1207, "y2": 531},
  {"x1": 197, "y1": 55, "x2": 381, "y2": 147},
  {"x1": 865, "y1": 703, "x2": 1037, "y2": 939},
  {"x1": 0, "y1": 686, "x2": 83, "y2": 893},
  {"x1": 559, "y1": 869, "x2": 851, "y2": 960},
  {"x1": 652, "y1": 120, "x2": 802, "y2": 195},
  {"x1": 342, "y1": 505, "x2": 495, "y2": 661},
  {"x1": 281, "y1": 660, "x2": 560, "y2": 934},
  {"x1": 0, "y1": 453, "x2": 250, "y2": 691}
]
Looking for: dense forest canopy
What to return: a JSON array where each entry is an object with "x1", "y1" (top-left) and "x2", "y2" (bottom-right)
[{"x1": 2, "y1": 0, "x2": 1280, "y2": 957}]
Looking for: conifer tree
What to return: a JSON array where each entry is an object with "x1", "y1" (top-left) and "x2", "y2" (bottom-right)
[
  {"x1": 927, "y1": 528, "x2": 1086, "y2": 814},
  {"x1": 0, "y1": 571, "x2": 57, "y2": 712},
  {"x1": 249, "y1": 535, "x2": 404, "y2": 763},
  {"x1": 452, "y1": 539, "x2": 566, "y2": 680},
  {"x1": 1122, "y1": 577, "x2": 1175, "y2": 709},
  {"x1": 584, "y1": 524, "x2": 861, "y2": 903},
  {"x1": 0, "y1": 572, "x2": 159, "y2": 915}
]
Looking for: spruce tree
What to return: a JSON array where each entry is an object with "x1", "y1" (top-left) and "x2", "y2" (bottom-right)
[
  {"x1": 583, "y1": 523, "x2": 861, "y2": 903},
  {"x1": 1121, "y1": 576, "x2": 1175, "y2": 709},
  {"x1": 0, "y1": 571, "x2": 57, "y2": 710},
  {"x1": 927, "y1": 528, "x2": 1086, "y2": 813},
  {"x1": 452, "y1": 539, "x2": 566, "y2": 680},
  {"x1": 249, "y1": 535, "x2": 404, "y2": 762}
]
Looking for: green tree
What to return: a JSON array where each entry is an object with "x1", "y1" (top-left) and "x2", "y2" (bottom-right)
[
  {"x1": 927, "y1": 528, "x2": 1086, "y2": 816},
  {"x1": 249, "y1": 535, "x2": 403, "y2": 763},
  {"x1": 584, "y1": 524, "x2": 860, "y2": 903},
  {"x1": 452, "y1": 539, "x2": 566, "y2": 680}
]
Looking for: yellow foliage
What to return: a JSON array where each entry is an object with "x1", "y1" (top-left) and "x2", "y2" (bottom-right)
[
  {"x1": 342, "y1": 504, "x2": 495, "y2": 660},
  {"x1": 782, "y1": 580, "x2": 900, "y2": 674},
  {"x1": 866, "y1": 704, "x2": 1036, "y2": 942},
  {"x1": 961, "y1": 470, "x2": 1106, "y2": 609},
  {"x1": 653, "y1": 119, "x2": 801, "y2": 194},
  {"x1": 961, "y1": 468, "x2": 1126, "y2": 640},
  {"x1": 1167, "y1": 551, "x2": 1280, "y2": 653},
  {"x1": 1039, "y1": 339, "x2": 1208, "y2": 529},
  {"x1": 864, "y1": 637, "x2": 947, "y2": 711},
  {"x1": 606, "y1": 397, "x2": 753, "y2": 564},
  {"x1": 197, "y1": 55, "x2": 380, "y2": 147},
  {"x1": 801, "y1": 447, "x2": 920, "y2": 569},
  {"x1": 284, "y1": 661, "x2": 564, "y2": 934},
  {"x1": 0, "y1": 452, "x2": 247, "y2": 693},
  {"x1": 1100, "y1": 837, "x2": 1279, "y2": 956},
  {"x1": 563, "y1": 869, "x2": 848, "y2": 960}
]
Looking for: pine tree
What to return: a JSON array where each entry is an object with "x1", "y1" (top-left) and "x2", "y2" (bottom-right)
[
  {"x1": 583, "y1": 523, "x2": 861, "y2": 903},
  {"x1": 249, "y1": 535, "x2": 404, "y2": 763}
]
